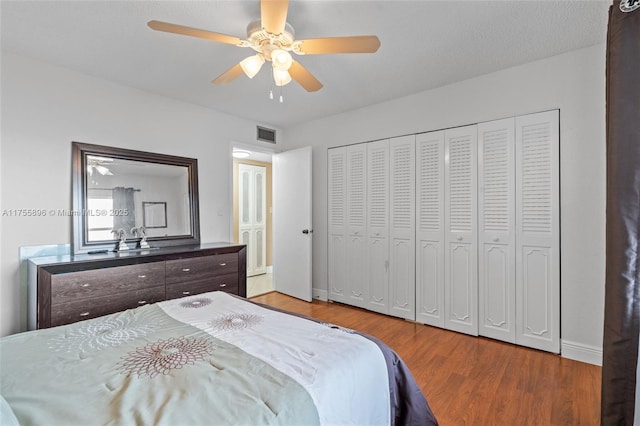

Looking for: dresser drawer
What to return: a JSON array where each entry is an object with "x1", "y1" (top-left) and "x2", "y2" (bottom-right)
[
  {"x1": 50, "y1": 285, "x2": 165, "y2": 327},
  {"x1": 51, "y1": 262, "x2": 165, "y2": 305},
  {"x1": 166, "y1": 274, "x2": 239, "y2": 299},
  {"x1": 165, "y1": 254, "x2": 237, "y2": 284}
]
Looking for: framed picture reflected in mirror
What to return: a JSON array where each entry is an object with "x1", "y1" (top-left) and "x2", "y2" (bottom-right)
[{"x1": 143, "y1": 202, "x2": 167, "y2": 229}]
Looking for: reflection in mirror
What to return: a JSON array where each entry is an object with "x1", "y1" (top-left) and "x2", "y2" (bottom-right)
[
  {"x1": 72, "y1": 142, "x2": 200, "y2": 254},
  {"x1": 85, "y1": 156, "x2": 190, "y2": 242}
]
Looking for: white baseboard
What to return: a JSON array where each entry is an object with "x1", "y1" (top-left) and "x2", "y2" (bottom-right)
[
  {"x1": 561, "y1": 340, "x2": 602, "y2": 366},
  {"x1": 313, "y1": 288, "x2": 328, "y2": 301}
]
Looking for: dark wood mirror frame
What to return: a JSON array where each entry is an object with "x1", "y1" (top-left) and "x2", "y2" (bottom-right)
[{"x1": 72, "y1": 142, "x2": 200, "y2": 254}]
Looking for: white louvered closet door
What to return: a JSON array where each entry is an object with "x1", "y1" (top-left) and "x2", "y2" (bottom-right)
[
  {"x1": 346, "y1": 144, "x2": 368, "y2": 309},
  {"x1": 444, "y1": 125, "x2": 478, "y2": 335},
  {"x1": 328, "y1": 147, "x2": 348, "y2": 304},
  {"x1": 478, "y1": 118, "x2": 516, "y2": 343},
  {"x1": 366, "y1": 140, "x2": 390, "y2": 314},
  {"x1": 415, "y1": 131, "x2": 445, "y2": 327},
  {"x1": 515, "y1": 110, "x2": 560, "y2": 353},
  {"x1": 239, "y1": 164, "x2": 267, "y2": 277},
  {"x1": 389, "y1": 135, "x2": 416, "y2": 320}
]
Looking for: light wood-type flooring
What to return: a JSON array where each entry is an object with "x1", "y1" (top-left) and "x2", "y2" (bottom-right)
[{"x1": 250, "y1": 291, "x2": 601, "y2": 425}]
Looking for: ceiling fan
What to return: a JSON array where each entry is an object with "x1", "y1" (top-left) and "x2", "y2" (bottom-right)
[{"x1": 147, "y1": 0, "x2": 380, "y2": 93}]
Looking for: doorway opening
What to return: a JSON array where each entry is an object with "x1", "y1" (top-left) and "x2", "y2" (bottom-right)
[{"x1": 232, "y1": 149, "x2": 274, "y2": 297}]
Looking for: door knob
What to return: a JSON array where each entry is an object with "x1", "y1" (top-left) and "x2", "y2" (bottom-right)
[{"x1": 302, "y1": 229, "x2": 313, "y2": 234}]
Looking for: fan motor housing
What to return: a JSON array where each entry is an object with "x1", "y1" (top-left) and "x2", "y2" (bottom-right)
[{"x1": 246, "y1": 20, "x2": 296, "y2": 51}]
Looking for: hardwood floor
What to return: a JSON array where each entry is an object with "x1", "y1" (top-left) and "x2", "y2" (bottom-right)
[{"x1": 250, "y1": 291, "x2": 601, "y2": 425}]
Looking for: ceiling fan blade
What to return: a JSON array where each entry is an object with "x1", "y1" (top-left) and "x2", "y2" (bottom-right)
[
  {"x1": 261, "y1": 0, "x2": 289, "y2": 35},
  {"x1": 296, "y1": 35, "x2": 381, "y2": 54},
  {"x1": 148, "y1": 20, "x2": 244, "y2": 46},
  {"x1": 212, "y1": 63, "x2": 245, "y2": 85},
  {"x1": 289, "y1": 60, "x2": 323, "y2": 92}
]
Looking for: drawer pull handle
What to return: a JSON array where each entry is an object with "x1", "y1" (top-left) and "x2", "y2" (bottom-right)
[
  {"x1": 219, "y1": 283, "x2": 227, "y2": 288},
  {"x1": 79, "y1": 312, "x2": 90, "y2": 317},
  {"x1": 219, "y1": 263, "x2": 227, "y2": 266},
  {"x1": 182, "y1": 268, "x2": 191, "y2": 272},
  {"x1": 138, "y1": 300, "x2": 147, "y2": 305},
  {"x1": 81, "y1": 283, "x2": 90, "y2": 288},
  {"x1": 138, "y1": 275, "x2": 147, "y2": 279},
  {"x1": 182, "y1": 291, "x2": 191, "y2": 295}
]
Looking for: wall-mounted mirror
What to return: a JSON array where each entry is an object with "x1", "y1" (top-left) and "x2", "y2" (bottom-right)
[{"x1": 72, "y1": 142, "x2": 200, "y2": 254}]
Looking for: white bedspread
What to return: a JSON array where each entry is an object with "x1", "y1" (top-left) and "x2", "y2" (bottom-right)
[{"x1": 160, "y1": 292, "x2": 391, "y2": 426}]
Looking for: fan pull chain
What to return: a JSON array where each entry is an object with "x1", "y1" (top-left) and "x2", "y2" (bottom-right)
[{"x1": 279, "y1": 86, "x2": 284, "y2": 103}]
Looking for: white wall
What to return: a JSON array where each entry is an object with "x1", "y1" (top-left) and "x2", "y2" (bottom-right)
[
  {"x1": 0, "y1": 52, "x2": 280, "y2": 336},
  {"x1": 284, "y1": 44, "x2": 607, "y2": 364}
]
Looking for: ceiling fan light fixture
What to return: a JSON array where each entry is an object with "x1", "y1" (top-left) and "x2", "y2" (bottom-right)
[
  {"x1": 240, "y1": 54, "x2": 265, "y2": 79},
  {"x1": 148, "y1": 1, "x2": 381, "y2": 94},
  {"x1": 273, "y1": 69, "x2": 292, "y2": 86},
  {"x1": 271, "y1": 49, "x2": 293, "y2": 71}
]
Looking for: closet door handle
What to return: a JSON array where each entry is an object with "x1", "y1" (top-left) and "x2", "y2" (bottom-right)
[
  {"x1": 79, "y1": 312, "x2": 90, "y2": 317},
  {"x1": 182, "y1": 268, "x2": 191, "y2": 272},
  {"x1": 457, "y1": 236, "x2": 463, "y2": 241},
  {"x1": 493, "y1": 237, "x2": 500, "y2": 242}
]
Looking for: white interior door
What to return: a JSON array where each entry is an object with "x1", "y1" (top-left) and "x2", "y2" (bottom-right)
[
  {"x1": 273, "y1": 146, "x2": 313, "y2": 301},
  {"x1": 238, "y1": 164, "x2": 267, "y2": 277}
]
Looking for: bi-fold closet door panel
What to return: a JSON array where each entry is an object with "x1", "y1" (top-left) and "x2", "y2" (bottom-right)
[
  {"x1": 476, "y1": 111, "x2": 559, "y2": 352},
  {"x1": 327, "y1": 144, "x2": 371, "y2": 309},
  {"x1": 444, "y1": 125, "x2": 479, "y2": 335},
  {"x1": 366, "y1": 140, "x2": 390, "y2": 314},
  {"x1": 515, "y1": 111, "x2": 560, "y2": 353},
  {"x1": 328, "y1": 138, "x2": 412, "y2": 319},
  {"x1": 389, "y1": 135, "x2": 416, "y2": 320},
  {"x1": 415, "y1": 131, "x2": 445, "y2": 327},
  {"x1": 346, "y1": 144, "x2": 368, "y2": 309},
  {"x1": 415, "y1": 126, "x2": 479, "y2": 335},
  {"x1": 478, "y1": 118, "x2": 516, "y2": 343},
  {"x1": 327, "y1": 147, "x2": 348, "y2": 304}
]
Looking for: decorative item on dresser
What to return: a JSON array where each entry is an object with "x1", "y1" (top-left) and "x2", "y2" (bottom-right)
[{"x1": 28, "y1": 243, "x2": 246, "y2": 330}]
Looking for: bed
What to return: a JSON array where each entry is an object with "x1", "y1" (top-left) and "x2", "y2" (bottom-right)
[{"x1": 0, "y1": 291, "x2": 437, "y2": 425}]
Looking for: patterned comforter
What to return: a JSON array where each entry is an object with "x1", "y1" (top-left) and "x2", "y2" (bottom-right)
[{"x1": 0, "y1": 291, "x2": 437, "y2": 425}]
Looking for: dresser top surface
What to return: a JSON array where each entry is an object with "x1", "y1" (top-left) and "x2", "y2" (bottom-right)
[{"x1": 29, "y1": 242, "x2": 245, "y2": 268}]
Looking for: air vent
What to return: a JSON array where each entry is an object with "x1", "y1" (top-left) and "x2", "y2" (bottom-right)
[{"x1": 257, "y1": 126, "x2": 276, "y2": 143}]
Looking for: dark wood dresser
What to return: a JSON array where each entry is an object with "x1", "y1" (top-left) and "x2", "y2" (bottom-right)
[{"x1": 28, "y1": 243, "x2": 246, "y2": 329}]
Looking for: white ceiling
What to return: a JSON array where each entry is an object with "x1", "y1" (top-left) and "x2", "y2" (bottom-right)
[{"x1": 1, "y1": 1, "x2": 610, "y2": 129}]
